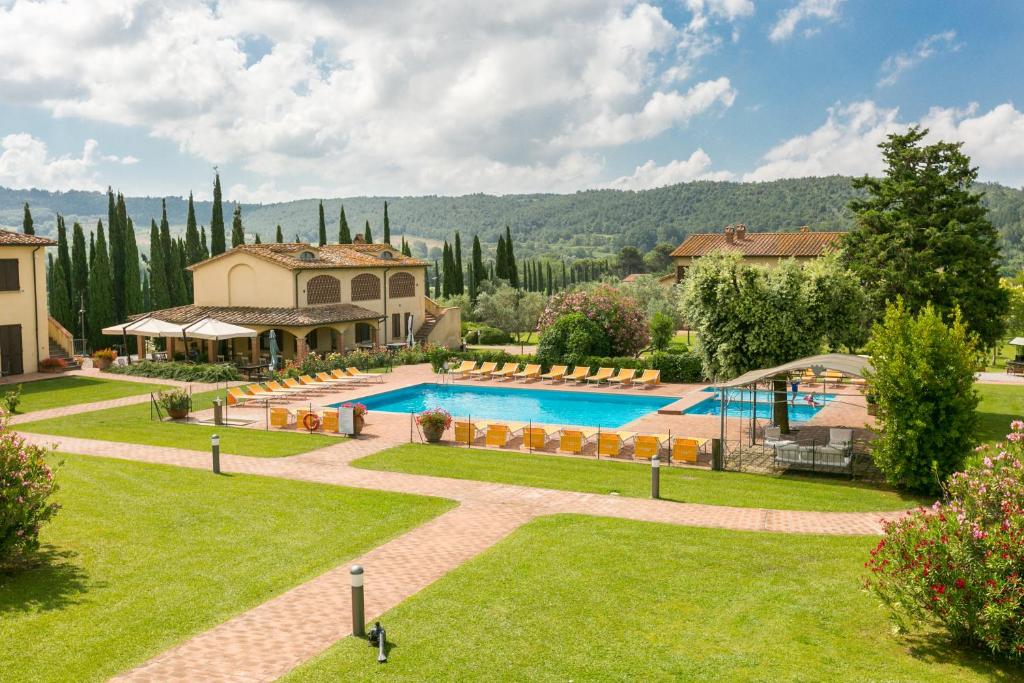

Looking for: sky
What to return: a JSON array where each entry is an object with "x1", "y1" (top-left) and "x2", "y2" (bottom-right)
[{"x1": 0, "y1": 0, "x2": 1022, "y2": 201}]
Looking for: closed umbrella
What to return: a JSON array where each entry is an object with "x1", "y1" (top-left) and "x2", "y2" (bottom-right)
[
  {"x1": 268, "y1": 330, "x2": 280, "y2": 371},
  {"x1": 407, "y1": 314, "x2": 415, "y2": 347}
]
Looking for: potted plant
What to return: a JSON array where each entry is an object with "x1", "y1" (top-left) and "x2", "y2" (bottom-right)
[
  {"x1": 343, "y1": 402, "x2": 368, "y2": 435},
  {"x1": 93, "y1": 348, "x2": 117, "y2": 370},
  {"x1": 416, "y1": 408, "x2": 452, "y2": 443},
  {"x1": 865, "y1": 392, "x2": 878, "y2": 416},
  {"x1": 157, "y1": 389, "x2": 192, "y2": 420},
  {"x1": 39, "y1": 357, "x2": 67, "y2": 373}
]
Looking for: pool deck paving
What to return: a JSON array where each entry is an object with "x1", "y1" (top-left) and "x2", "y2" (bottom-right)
[{"x1": 11, "y1": 364, "x2": 907, "y2": 682}]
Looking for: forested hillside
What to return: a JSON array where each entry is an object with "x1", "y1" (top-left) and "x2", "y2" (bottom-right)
[{"x1": 2, "y1": 176, "x2": 1023, "y2": 269}]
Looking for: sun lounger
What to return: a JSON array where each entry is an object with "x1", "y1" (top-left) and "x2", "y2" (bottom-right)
[
  {"x1": 283, "y1": 377, "x2": 315, "y2": 393},
  {"x1": 633, "y1": 433, "x2": 668, "y2": 460},
  {"x1": 316, "y1": 371, "x2": 352, "y2": 385},
  {"x1": 347, "y1": 367, "x2": 384, "y2": 383},
  {"x1": 298, "y1": 375, "x2": 332, "y2": 391},
  {"x1": 485, "y1": 421, "x2": 527, "y2": 447},
  {"x1": 330, "y1": 369, "x2": 362, "y2": 384},
  {"x1": 671, "y1": 437, "x2": 702, "y2": 464},
  {"x1": 454, "y1": 419, "x2": 484, "y2": 445},
  {"x1": 823, "y1": 370, "x2": 845, "y2": 387},
  {"x1": 598, "y1": 431, "x2": 636, "y2": 457},
  {"x1": 513, "y1": 364, "x2": 542, "y2": 381},
  {"x1": 559, "y1": 428, "x2": 598, "y2": 454},
  {"x1": 266, "y1": 380, "x2": 305, "y2": 395},
  {"x1": 227, "y1": 386, "x2": 257, "y2": 405},
  {"x1": 563, "y1": 366, "x2": 591, "y2": 383},
  {"x1": 608, "y1": 368, "x2": 637, "y2": 386},
  {"x1": 586, "y1": 367, "x2": 615, "y2": 385},
  {"x1": 269, "y1": 407, "x2": 292, "y2": 428},
  {"x1": 490, "y1": 362, "x2": 520, "y2": 380},
  {"x1": 540, "y1": 365, "x2": 568, "y2": 382},
  {"x1": 470, "y1": 361, "x2": 498, "y2": 379},
  {"x1": 447, "y1": 360, "x2": 477, "y2": 379},
  {"x1": 246, "y1": 384, "x2": 283, "y2": 401},
  {"x1": 633, "y1": 369, "x2": 661, "y2": 387},
  {"x1": 524, "y1": 425, "x2": 560, "y2": 449}
]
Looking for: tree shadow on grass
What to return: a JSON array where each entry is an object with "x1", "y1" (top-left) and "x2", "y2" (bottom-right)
[
  {"x1": 976, "y1": 411, "x2": 1018, "y2": 446},
  {"x1": 0, "y1": 545, "x2": 95, "y2": 615},
  {"x1": 902, "y1": 631, "x2": 1024, "y2": 681}
]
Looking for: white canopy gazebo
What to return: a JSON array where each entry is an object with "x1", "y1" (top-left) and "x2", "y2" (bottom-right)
[{"x1": 181, "y1": 317, "x2": 257, "y2": 341}]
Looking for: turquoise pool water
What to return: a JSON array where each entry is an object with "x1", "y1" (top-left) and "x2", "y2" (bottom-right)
[
  {"x1": 336, "y1": 383, "x2": 675, "y2": 428},
  {"x1": 684, "y1": 387, "x2": 835, "y2": 421}
]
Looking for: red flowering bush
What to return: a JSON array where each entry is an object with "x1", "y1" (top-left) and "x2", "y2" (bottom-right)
[
  {"x1": 866, "y1": 421, "x2": 1024, "y2": 659},
  {"x1": 0, "y1": 410, "x2": 60, "y2": 566},
  {"x1": 343, "y1": 402, "x2": 368, "y2": 418},
  {"x1": 537, "y1": 284, "x2": 649, "y2": 357}
]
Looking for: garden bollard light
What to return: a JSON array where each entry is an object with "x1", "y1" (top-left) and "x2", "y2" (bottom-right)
[
  {"x1": 651, "y1": 454, "x2": 660, "y2": 499},
  {"x1": 351, "y1": 565, "x2": 365, "y2": 637},
  {"x1": 211, "y1": 434, "x2": 220, "y2": 474}
]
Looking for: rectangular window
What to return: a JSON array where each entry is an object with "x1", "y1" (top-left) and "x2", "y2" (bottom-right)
[
  {"x1": 392, "y1": 313, "x2": 400, "y2": 338},
  {"x1": 0, "y1": 259, "x2": 19, "y2": 291}
]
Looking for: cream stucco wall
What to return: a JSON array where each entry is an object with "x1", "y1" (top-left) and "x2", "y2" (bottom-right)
[{"x1": 0, "y1": 245, "x2": 48, "y2": 376}]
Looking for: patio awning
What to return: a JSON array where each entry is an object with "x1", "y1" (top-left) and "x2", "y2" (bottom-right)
[
  {"x1": 181, "y1": 317, "x2": 257, "y2": 341},
  {"x1": 1010, "y1": 337, "x2": 1024, "y2": 347},
  {"x1": 101, "y1": 317, "x2": 185, "y2": 338},
  {"x1": 714, "y1": 353, "x2": 872, "y2": 389}
]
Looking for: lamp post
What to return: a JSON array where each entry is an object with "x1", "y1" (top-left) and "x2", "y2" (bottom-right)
[
  {"x1": 351, "y1": 565, "x2": 365, "y2": 637},
  {"x1": 651, "y1": 454, "x2": 660, "y2": 499},
  {"x1": 210, "y1": 434, "x2": 220, "y2": 474}
]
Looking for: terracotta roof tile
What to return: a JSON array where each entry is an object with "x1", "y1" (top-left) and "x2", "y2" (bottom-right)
[
  {"x1": 187, "y1": 242, "x2": 427, "y2": 271},
  {"x1": 134, "y1": 303, "x2": 382, "y2": 327},
  {"x1": 0, "y1": 229, "x2": 56, "y2": 246},
  {"x1": 671, "y1": 230, "x2": 844, "y2": 258}
]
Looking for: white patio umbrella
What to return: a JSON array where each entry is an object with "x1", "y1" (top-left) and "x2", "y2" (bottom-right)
[
  {"x1": 102, "y1": 317, "x2": 186, "y2": 364},
  {"x1": 407, "y1": 314, "x2": 415, "y2": 347},
  {"x1": 180, "y1": 317, "x2": 257, "y2": 341}
]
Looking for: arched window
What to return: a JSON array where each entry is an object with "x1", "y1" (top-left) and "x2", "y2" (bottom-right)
[
  {"x1": 350, "y1": 273, "x2": 381, "y2": 301},
  {"x1": 388, "y1": 272, "x2": 415, "y2": 298},
  {"x1": 306, "y1": 274, "x2": 341, "y2": 305}
]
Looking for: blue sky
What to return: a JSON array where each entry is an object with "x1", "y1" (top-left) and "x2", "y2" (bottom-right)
[{"x1": 0, "y1": 0, "x2": 1022, "y2": 201}]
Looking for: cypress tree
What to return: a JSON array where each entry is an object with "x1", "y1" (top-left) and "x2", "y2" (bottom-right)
[
  {"x1": 142, "y1": 271, "x2": 152, "y2": 311},
  {"x1": 504, "y1": 226, "x2": 518, "y2": 288},
  {"x1": 433, "y1": 260, "x2": 441, "y2": 298},
  {"x1": 561, "y1": 261, "x2": 567, "y2": 290},
  {"x1": 472, "y1": 235, "x2": 485, "y2": 281},
  {"x1": 22, "y1": 202, "x2": 33, "y2": 234},
  {"x1": 488, "y1": 261, "x2": 494, "y2": 280},
  {"x1": 87, "y1": 221, "x2": 115, "y2": 351},
  {"x1": 495, "y1": 235, "x2": 507, "y2": 280},
  {"x1": 71, "y1": 222, "x2": 88, "y2": 325},
  {"x1": 254, "y1": 233, "x2": 262, "y2": 244},
  {"x1": 200, "y1": 226, "x2": 209, "y2": 259},
  {"x1": 49, "y1": 258, "x2": 73, "y2": 331},
  {"x1": 184, "y1": 192, "x2": 203, "y2": 265},
  {"x1": 275, "y1": 225, "x2": 283, "y2": 243},
  {"x1": 108, "y1": 189, "x2": 125, "y2": 320},
  {"x1": 123, "y1": 214, "x2": 143, "y2": 315},
  {"x1": 89, "y1": 231, "x2": 95, "y2": 265},
  {"x1": 318, "y1": 200, "x2": 327, "y2": 246},
  {"x1": 468, "y1": 261, "x2": 477, "y2": 303},
  {"x1": 46, "y1": 254, "x2": 54, "y2": 313},
  {"x1": 210, "y1": 173, "x2": 226, "y2": 255},
  {"x1": 231, "y1": 204, "x2": 245, "y2": 247},
  {"x1": 171, "y1": 240, "x2": 188, "y2": 306},
  {"x1": 363, "y1": 220, "x2": 372, "y2": 243},
  {"x1": 546, "y1": 262, "x2": 554, "y2": 296},
  {"x1": 55, "y1": 215, "x2": 72, "y2": 317},
  {"x1": 383, "y1": 201, "x2": 391, "y2": 244},
  {"x1": 454, "y1": 232, "x2": 464, "y2": 294},
  {"x1": 160, "y1": 199, "x2": 179, "y2": 305},
  {"x1": 150, "y1": 220, "x2": 170, "y2": 310},
  {"x1": 339, "y1": 205, "x2": 351, "y2": 243},
  {"x1": 441, "y1": 242, "x2": 452, "y2": 297}
]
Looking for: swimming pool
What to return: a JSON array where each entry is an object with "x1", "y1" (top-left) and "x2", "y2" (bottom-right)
[
  {"x1": 684, "y1": 387, "x2": 835, "y2": 421},
  {"x1": 337, "y1": 383, "x2": 675, "y2": 428}
]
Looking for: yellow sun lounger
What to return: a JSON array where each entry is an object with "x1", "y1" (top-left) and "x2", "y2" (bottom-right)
[
  {"x1": 330, "y1": 369, "x2": 361, "y2": 384},
  {"x1": 491, "y1": 362, "x2": 520, "y2": 380},
  {"x1": 559, "y1": 428, "x2": 598, "y2": 454},
  {"x1": 564, "y1": 366, "x2": 591, "y2": 383},
  {"x1": 316, "y1": 371, "x2": 352, "y2": 385},
  {"x1": 454, "y1": 419, "x2": 485, "y2": 445},
  {"x1": 298, "y1": 375, "x2": 332, "y2": 391},
  {"x1": 246, "y1": 384, "x2": 283, "y2": 401},
  {"x1": 586, "y1": 367, "x2": 615, "y2": 385},
  {"x1": 227, "y1": 386, "x2": 256, "y2": 405},
  {"x1": 523, "y1": 425, "x2": 560, "y2": 449},
  {"x1": 485, "y1": 421, "x2": 527, "y2": 447},
  {"x1": 540, "y1": 365, "x2": 568, "y2": 382},
  {"x1": 265, "y1": 380, "x2": 304, "y2": 395},
  {"x1": 283, "y1": 377, "x2": 315, "y2": 393},
  {"x1": 608, "y1": 368, "x2": 637, "y2": 386},
  {"x1": 321, "y1": 410, "x2": 340, "y2": 433},
  {"x1": 671, "y1": 437, "x2": 706, "y2": 464},
  {"x1": 470, "y1": 361, "x2": 498, "y2": 379},
  {"x1": 347, "y1": 367, "x2": 384, "y2": 383},
  {"x1": 513, "y1": 364, "x2": 542, "y2": 381},
  {"x1": 448, "y1": 360, "x2": 477, "y2": 379},
  {"x1": 598, "y1": 431, "x2": 637, "y2": 457},
  {"x1": 634, "y1": 433, "x2": 669, "y2": 460},
  {"x1": 634, "y1": 369, "x2": 661, "y2": 387},
  {"x1": 269, "y1": 407, "x2": 292, "y2": 427}
]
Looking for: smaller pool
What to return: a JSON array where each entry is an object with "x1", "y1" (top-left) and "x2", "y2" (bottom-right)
[
  {"x1": 684, "y1": 387, "x2": 835, "y2": 421},
  {"x1": 334, "y1": 383, "x2": 675, "y2": 428}
]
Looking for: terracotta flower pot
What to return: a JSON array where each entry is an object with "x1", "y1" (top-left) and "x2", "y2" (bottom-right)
[
  {"x1": 167, "y1": 408, "x2": 189, "y2": 420},
  {"x1": 353, "y1": 414, "x2": 365, "y2": 436},
  {"x1": 422, "y1": 423, "x2": 444, "y2": 443},
  {"x1": 94, "y1": 358, "x2": 112, "y2": 370}
]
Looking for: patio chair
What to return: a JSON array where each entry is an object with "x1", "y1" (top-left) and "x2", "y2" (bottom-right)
[
  {"x1": 485, "y1": 421, "x2": 526, "y2": 447},
  {"x1": 347, "y1": 367, "x2": 385, "y2": 384},
  {"x1": 269, "y1": 407, "x2": 293, "y2": 428},
  {"x1": 608, "y1": 368, "x2": 637, "y2": 386},
  {"x1": 559, "y1": 428, "x2": 597, "y2": 454},
  {"x1": 633, "y1": 433, "x2": 668, "y2": 460},
  {"x1": 598, "y1": 431, "x2": 636, "y2": 457},
  {"x1": 586, "y1": 367, "x2": 615, "y2": 385},
  {"x1": 671, "y1": 437, "x2": 701, "y2": 464},
  {"x1": 469, "y1": 361, "x2": 498, "y2": 379},
  {"x1": 764, "y1": 426, "x2": 796, "y2": 447},
  {"x1": 454, "y1": 419, "x2": 484, "y2": 445},
  {"x1": 563, "y1": 366, "x2": 591, "y2": 383},
  {"x1": 540, "y1": 365, "x2": 568, "y2": 382},
  {"x1": 513, "y1": 364, "x2": 542, "y2": 381},
  {"x1": 816, "y1": 428, "x2": 854, "y2": 464},
  {"x1": 490, "y1": 362, "x2": 520, "y2": 381},
  {"x1": 524, "y1": 425, "x2": 560, "y2": 450},
  {"x1": 447, "y1": 360, "x2": 477, "y2": 379},
  {"x1": 633, "y1": 369, "x2": 661, "y2": 387}
]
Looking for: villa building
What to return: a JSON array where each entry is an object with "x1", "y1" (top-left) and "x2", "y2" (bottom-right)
[
  {"x1": 0, "y1": 228, "x2": 57, "y2": 377},
  {"x1": 136, "y1": 237, "x2": 461, "y2": 363},
  {"x1": 671, "y1": 225, "x2": 844, "y2": 282}
]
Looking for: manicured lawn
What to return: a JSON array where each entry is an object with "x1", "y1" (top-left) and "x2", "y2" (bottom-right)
[
  {"x1": 0, "y1": 453, "x2": 453, "y2": 683},
  {"x1": 976, "y1": 383, "x2": 1024, "y2": 445},
  {"x1": 983, "y1": 341, "x2": 1016, "y2": 372},
  {"x1": 353, "y1": 444, "x2": 925, "y2": 512},
  {"x1": 285, "y1": 515, "x2": 1014, "y2": 681},
  {"x1": 17, "y1": 390, "x2": 341, "y2": 457},
  {"x1": 5, "y1": 376, "x2": 169, "y2": 414}
]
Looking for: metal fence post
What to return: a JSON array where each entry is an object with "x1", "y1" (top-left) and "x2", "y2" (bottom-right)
[{"x1": 351, "y1": 565, "x2": 365, "y2": 637}]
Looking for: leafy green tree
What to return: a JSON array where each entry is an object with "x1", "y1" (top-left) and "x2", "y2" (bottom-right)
[
  {"x1": 149, "y1": 219, "x2": 170, "y2": 310},
  {"x1": 363, "y1": 220, "x2": 372, "y2": 243},
  {"x1": 275, "y1": 224, "x2": 284, "y2": 243},
  {"x1": 231, "y1": 204, "x2": 245, "y2": 247},
  {"x1": 865, "y1": 300, "x2": 979, "y2": 493},
  {"x1": 648, "y1": 312, "x2": 674, "y2": 351},
  {"x1": 1001, "y1": 276, "x2": 1024, "y2": 341},
  {"x1": 22, "y1": 202, "x2": 33, "y2": 235},
  {"x1": 87, "y1": 221, "x2": 115, "y2": 350},
  {"x1": 441, "y1": 241, "x2": 453, "y2": 297},
  {"x1": 546, "y1": 262, "x2": 553, "y2": 296},
  {"x1": 383, "y1": 201, "x2": 391, "y2": 244},
  {"x1": 318, "y1": 200, "x2": 327, "y2": 246},
  {"x1": 643, "y1": 242, "x2": 675, "y2": 273},
  {"x1": 682, "y1": 252, "x2": 867, "y2": 433},
  {"x1": 617, "y1": 245, "x2": 645, "y2": 276},
  {"x1": 475, "y1": 285, "x2": 545, "y2": 347},
  {"x1": 843, "y1": 127, "x2": 1008, "y2": 348},
  {"x1": 70, "y1": 222, "x2": 88, "y2": 329},
  {"x1": 210, "y1": 173, "x2": 226, "y2": 255},
  {"x1": 536, "y1": 312, "x2": 610, "y2": 365},
  {"x1": 467, "y1": 261, "x2": 477, "y2": 303},
  {"x1": 339, "y1": 206, "x2": 351, "y2": 243},
  {"x1": 454, "y1": 232, "x2": 464, "y2": 294}
]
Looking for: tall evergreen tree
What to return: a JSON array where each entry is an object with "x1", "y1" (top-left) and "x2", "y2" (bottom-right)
[
  {"x1": 123, "y1": 215, "x2": 143, "y2": 315},
  {"x1": 231, "y1": 204, "x2": 245, "y2": 247},
  {"x1": 142, "y1": 271, "x2": 152, "y2": 312},
  {"x1": 184, "y1": 192, "x2": 203, "y2": 265},
  {"x1": 383, "y1": 201, "x2": 391, "y2": 244},
  {"x1": 433, "y1": 260, "x2": 441, "y2": 298},
  {"x1": 454, "y1": 232, "x2": 464, "y2": 294},
  {"x1": 254, "y1": 233, "x2": 262, "y2": 244},
  {"x1": 171, "y1": 240, "x2": 189, "y2": 306},
  {"x1": 275, "y1": 225, "x2": 283, "y2": 243},
  {"x1": 46, "y1": 254, "x2": 54, "y2": 313},
  {"x1": 210, "y1": 173, "x2": 226, "y2": 255},
  {"x1": 49, "y1": 258, "x2": 73, "y2": 331},
  {"x1": 200, "y1": 226, "x2": 209, "y2": 259},
  {"x1": 504, "y1": 225, "x2": 518, "y2": 288},
  {"x1": 441, "y1": 241, "x2": 453, "y2": 297},
  {"x1": 472, "y1": 235, "x2": 485, "y2": 281},
  {"x1": 561, "y1": 261, "x2": 567, "y2": 291},
  {"x1": 339, "y1": 205, "x2": 351, "y2": 243},
  {"x1": 467, "y1": 261, "x2": 477, "y2": 303},
  {"x1": 87, "y1": 221, "x2": 115, "y2": 351},
  {"x1": 149, "y1": 220, "x2": 170, "y2": 310},
  {"x1": 318, "y1": 201, "x2": 327, "y2": 246},
  {"x1": 546, "y1": 262, "x2": 554, "y2": 296},
  {"x1": 55, "y1": 215, "x2": 72, "y2": 318},
  {"x1": 363, "y1": 220, "x2": 373, "y2": 243},
  {"x1": 108, "y1": 189, "x2": 126, "y2": 320},
  {"x1": 495, "y1": 235, "x2": 507, "y2": 280},
  {"x1": 159, "y1": 199, "x2": 179, "y2": 306},
  {"x1": 22, "y1": 202, "x2": 33, "y2": 234},
  {"x1": 71, "y1": 222, "x2": 88, "y2": 329},
  {"x1": 89, "y1": 230, "x2": 95, "y2": 265}
]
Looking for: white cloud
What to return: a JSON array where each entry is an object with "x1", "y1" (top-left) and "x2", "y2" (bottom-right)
[
  {"x1": 605, "y1": 149, "x2": 734, "y2": 189},
  {"x1": 0, "y1": 0, "x2": 737, "y2": 197},
  {"x1": 0, "y1": 133, "x2": 102, "y2": 190},
  {"x1": 769, "y1": 0, "x2": 844, "y2": 42},
  {"x1": 745, "y1": 100, "x2": 1024, "y2": 187},
  {"x1": 878, "y1": 30, "x2": 959, "y2": 87}
]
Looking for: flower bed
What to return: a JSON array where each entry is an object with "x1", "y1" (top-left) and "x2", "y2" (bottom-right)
[{"x1": 104, "y1": 361, "x2": 241, "y2": 383}]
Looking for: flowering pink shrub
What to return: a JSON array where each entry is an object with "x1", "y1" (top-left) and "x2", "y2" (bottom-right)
[
  {"x1": 537, "y1": 285, "x2": 649, "y2": 357},
  {"x1": 0, "y1": 410, "x2": 60, "y2": 566},
  {"x1": 866, "y1": 421, "x2": 1024, "y2": 659}
]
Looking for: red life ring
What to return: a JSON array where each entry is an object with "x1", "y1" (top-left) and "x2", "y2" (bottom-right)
[{"x1": 302, "y1": 412, "x2": 321, "y2": 431}]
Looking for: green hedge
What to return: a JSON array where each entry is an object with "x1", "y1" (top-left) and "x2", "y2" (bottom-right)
[
  {"x1": 451, "y1": 349, "x2": 705, "y2": 383},
  {"x1": 104, "y1": 361, "x2": 241, "y2": 383},
  {"x1": 461, "y1": 323, "x2": 513, "y2": 345}
]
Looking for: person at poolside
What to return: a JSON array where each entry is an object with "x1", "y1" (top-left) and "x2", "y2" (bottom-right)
[
  {"x1": 803, "y1": 393, "x2": 820, "y2": 408},
  {"x1": 790, "y1": 378, "x2": 800, "y2": 405}
]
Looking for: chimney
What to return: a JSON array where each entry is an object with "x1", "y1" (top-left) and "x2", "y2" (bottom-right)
[
  {"x1": 799, "y1": 225, "x2": 809, "y2": 233},
  {"x1": 352, "y1": 234, "x2": 366, "y2": 244},
  {"x1": 735, "y1": 224, "x2": 746, "y2": 240},
  {"x1": 724, "y1": 225, "x2": 735, "y2": 243}
]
